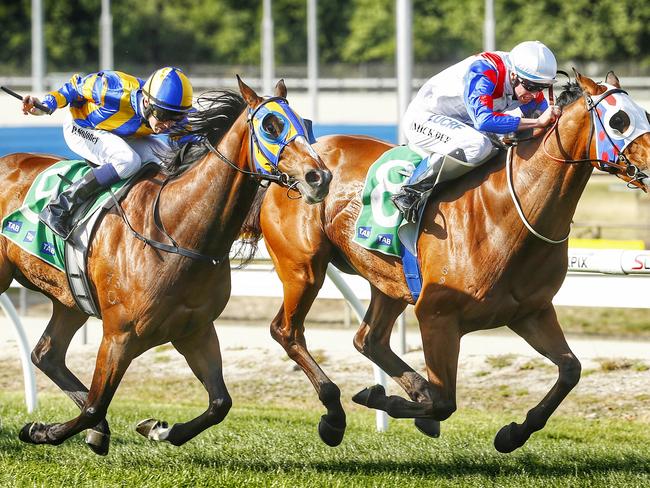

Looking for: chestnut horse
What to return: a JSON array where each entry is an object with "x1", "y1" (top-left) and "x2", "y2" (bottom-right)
[
  {"x1": 256, "y1": 72, "x2": 650, "y2": 450},
  {"x1": 0, "y1": 77, "x2": 330, "y2": 454}
]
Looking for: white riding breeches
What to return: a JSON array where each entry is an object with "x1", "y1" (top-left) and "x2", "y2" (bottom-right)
[
  {"x1": 62, "y1": 112, "x2": 172, "y2": 179},
  {"x1": 402, "y1": 109, "x2": 495, "y2": 165}
]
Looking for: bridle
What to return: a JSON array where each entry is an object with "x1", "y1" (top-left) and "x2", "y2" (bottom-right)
[
  {"x1": 111, "y1": 96, "x2": 313, "y2": 265},
  {"x1": 202, "y1": 97, "x2": 298, "y2": 188},
  {"x1": 540, "y1": 86, "x2": 648, "y2": 189},
  {"x1": 507, "y1": 82, "x2": 648, "y2": 244}
]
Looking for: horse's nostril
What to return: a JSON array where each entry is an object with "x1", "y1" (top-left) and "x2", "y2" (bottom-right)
[{"x1": 305, "y1": 169, "x2": 322, "y2": 187}]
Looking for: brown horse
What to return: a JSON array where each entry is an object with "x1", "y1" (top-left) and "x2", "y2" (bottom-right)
[
  {"x1": 256, "y1": 72, "x2": 650, "y2": 450},
  {"x1": 0, "y1": 77, "x2": 330, "y2": 454}
]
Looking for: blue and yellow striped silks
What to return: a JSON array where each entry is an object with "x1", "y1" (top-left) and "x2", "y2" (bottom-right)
[
  {"x1": 43, "y1": 71, "x2": 165, "y2": 137},
  {"x1": 248, "y1": 98, "x2": 315, "y2": 174}
]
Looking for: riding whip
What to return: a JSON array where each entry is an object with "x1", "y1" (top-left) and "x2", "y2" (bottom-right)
[{"x1": 1, "y1": 85, "x2": 53, "y2": 114}]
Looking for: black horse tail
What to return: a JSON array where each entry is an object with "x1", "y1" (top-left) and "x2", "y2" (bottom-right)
[{"x1": 232, "y1": 185, "x2": 268, "y2": 268}]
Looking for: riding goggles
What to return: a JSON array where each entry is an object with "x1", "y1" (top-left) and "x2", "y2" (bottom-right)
[
  {"x1": 151, "y1": 105, "x2": 187, "y2": 122},
  {"x1": 516, "y1": 76, "x2": 549, "y2": 93}
]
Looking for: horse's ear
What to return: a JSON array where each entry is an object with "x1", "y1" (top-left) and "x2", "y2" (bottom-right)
[
  {"x1": 274, "y1": 79, "x2": 287, "y2": 98},
  {"x1": 605, "y1": 71, "x2": 621, "y2": 88},
  {"x1": 574, "y1": 70, "x2": 601, "y2": 96},
  {"x1": 236, "y1": 74, "x2": 263, "y2": 108}
]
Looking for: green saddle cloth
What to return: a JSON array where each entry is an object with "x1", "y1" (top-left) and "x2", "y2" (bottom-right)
[
  {"x1": 1, "y1": 160, "x2": 129, "y2": 271},
  {"x1": 352, "y1": 146, "x2": 423, "y2": 257}
]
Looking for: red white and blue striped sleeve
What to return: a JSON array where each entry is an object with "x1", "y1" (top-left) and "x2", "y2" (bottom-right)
[{"x1": 463, "y1": 57, "x2": 520, "y2": 134}]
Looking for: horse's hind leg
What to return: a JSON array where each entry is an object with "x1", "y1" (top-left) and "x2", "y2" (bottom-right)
[
  {"x1": 135, "y1": 323, "x2": 232, "y2": 445},
  {"x1": 495, "y1": 306, "x2": 581, "y2": 453},
  {"x1": 351, "y1": 286, "x2": 440, "y2": 437},
  {"x1": 30, "y1": 301, "x2": 111, "y2": 454}
]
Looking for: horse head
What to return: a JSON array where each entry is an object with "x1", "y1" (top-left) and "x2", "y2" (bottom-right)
[
  {"x1": 237, "y1": 76, "x2": 331, "y2": 203},
  {"x1": 573, "y1": 70, "x2": 650, "y2": 191}
]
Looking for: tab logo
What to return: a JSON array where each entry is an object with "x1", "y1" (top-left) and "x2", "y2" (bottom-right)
[
  {"x1": 23, "y1": 231, "x2": 36, "y2": 243},
  {"x1": 376, "y1": 233, "x2": 393, "y2": 246},
  {"x1": 40, "y1": 241, "x2": 56, "y2": 256},
  {"x1": 357, "y1": 226, "x2": 372, "y2": 239},
  {"x1": 3, "y1": 220, "x2": 22, "y2": 234}
]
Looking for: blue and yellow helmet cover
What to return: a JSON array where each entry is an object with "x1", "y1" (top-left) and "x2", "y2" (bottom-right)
[{"x1": 248, "y1": 97, "x2": 317, "y2": 174}]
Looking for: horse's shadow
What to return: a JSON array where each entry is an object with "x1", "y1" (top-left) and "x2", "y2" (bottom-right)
[{"x1": 185, "y1": 452, "x2": 650, "y2": 477}]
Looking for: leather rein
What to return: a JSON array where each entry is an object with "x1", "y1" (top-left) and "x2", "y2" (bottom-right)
[
  {"x1": 110, "y1": 98, "x2": 301, "y2": 265},
  {"x1": 506, "y1": 84, "x2": 648, "y2": 245}
]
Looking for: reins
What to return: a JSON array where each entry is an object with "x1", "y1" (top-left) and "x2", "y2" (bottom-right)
[
  {"x1": 540, "y1": 87, "x2": 647, "y2": 186},
  {"x1": 107, "y1": 97, "x2": 307, "y2": 264},
  {"x1": 507, "y1": 82, "x2": 648, "y2": 245},
  {"x1": 107, "y1": 181, "x2": 229, "y2": 266}
]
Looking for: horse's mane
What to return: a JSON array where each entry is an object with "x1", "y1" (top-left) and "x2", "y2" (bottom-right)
[
  {"x1": 555, "y1": 81, "x2": 583, "y2": 108},
  {"x1": 157, "y1": 90, "x2": 262, "y2": 264},
  {"x1": 160, "y1": 90, "x2": 246, "y2": 175}
]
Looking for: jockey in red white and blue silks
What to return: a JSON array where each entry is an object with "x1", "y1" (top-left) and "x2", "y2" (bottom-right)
[
  {"x1": 404, "y1": 44, "x2": 555, "y2": 164},
  {"x1": 393, "y1": 41, "x2": 562, "y2": 223}
]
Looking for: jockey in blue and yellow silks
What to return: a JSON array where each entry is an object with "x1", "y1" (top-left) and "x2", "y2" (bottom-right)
[{"x1": 21, "y1": 67, "x2": 195, "y2": 238}]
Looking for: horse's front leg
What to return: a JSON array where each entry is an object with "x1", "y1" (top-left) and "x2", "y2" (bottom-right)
[
  {"x1": 270, "y1": 272, "x2": 347, "y2": 447},
  {"x1": 30, "y1": 301, "x2": 111, "y2": 455},
  {"x1": 495, "y1": 306, "x2": 581, "y2": 453},
  {"x1": 135, "y1": 323, "x2": 232, "y2": 445},
  {"x1": 20, "y1": 331, "x2": 135, "y2": 448},
  {"x1": 351, "y1": 286, "x2": 440, "y2": 438}
]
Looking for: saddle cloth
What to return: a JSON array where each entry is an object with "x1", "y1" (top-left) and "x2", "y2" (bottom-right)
[
  {"x1": 352, "y1": 146, "x2": 424, "y2": 301},
  {"x1": 1, "y1": 160, "x2": 152, "y2": 317}
]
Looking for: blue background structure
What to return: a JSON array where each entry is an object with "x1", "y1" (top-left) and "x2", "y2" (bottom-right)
[{"x1": 0, "y1": 125, "x2": 398, "y2": 159}]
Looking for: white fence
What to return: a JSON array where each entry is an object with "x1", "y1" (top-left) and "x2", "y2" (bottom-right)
[
  {"x1": 234, "y1": 246, "x2": 650, "y2": 307},
  {"x1": 3, "y1": 246, "x2": 649, "y2": 422}
]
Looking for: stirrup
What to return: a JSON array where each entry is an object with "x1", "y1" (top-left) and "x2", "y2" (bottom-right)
[{"x1": 38, "y1": 208, "x2": 74, "y2": 240}]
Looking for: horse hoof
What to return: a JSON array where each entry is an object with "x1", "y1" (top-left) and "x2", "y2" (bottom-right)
[
  {"x1": 351, "y1": 384, "x2": 386, "y2": 407},
  {"x1": 318, "y1": 415, "x2": 346, "y2": 447},
  {"x1": 494, "y1": 422, "x2": 521, "y2": 453},
  {"x1": 414, "y1": 418, "x2": 441, "y2": 438},
  {"x1": 85, "y1": 429, "x2": 110, "y2": 456},
  {"x1": 18, "y1": 422, "x2": 40, "y2": 444},
  {"x1": 136, "y1": 418, "x2": 170, "y2": 441}
]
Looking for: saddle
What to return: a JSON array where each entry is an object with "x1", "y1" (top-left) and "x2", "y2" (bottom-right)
[
  {"x1": 65, "y1": 163, "x2": 161, "y2": 317},
  {"x1": 0, "y1": 160, "x2": 158, "y2": 318}
]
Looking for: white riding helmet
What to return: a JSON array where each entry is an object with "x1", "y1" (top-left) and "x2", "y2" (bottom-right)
[{"x1": 508, "y1": 41, "x2": 557, "y2": 86}]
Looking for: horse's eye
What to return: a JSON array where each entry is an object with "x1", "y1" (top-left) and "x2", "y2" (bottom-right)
[
  {"x1": 646, "y1": 112, "x2": 650, "y2": 125},
  {"x1": 262, "y1": 116, "x2": 278, "y2": 137},
  {"x1": 260, "y1": 113, "x2": 287, "y2": 141},
  {"x1": 609, "y1": 110, "x2": 630, "y2": 133}
]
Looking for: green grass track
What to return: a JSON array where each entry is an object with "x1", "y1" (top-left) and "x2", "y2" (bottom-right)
[{"x1": 1, "y1": 393, "x2": 649, "y2": 487}]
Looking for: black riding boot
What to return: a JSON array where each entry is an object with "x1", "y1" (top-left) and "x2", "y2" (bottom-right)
[
  {"x1": 391, "y1": 155, "x2": 444, "y2": 223},
  {"x1": 39, "y1": 172, "x2": 102, "y2": 239}
]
